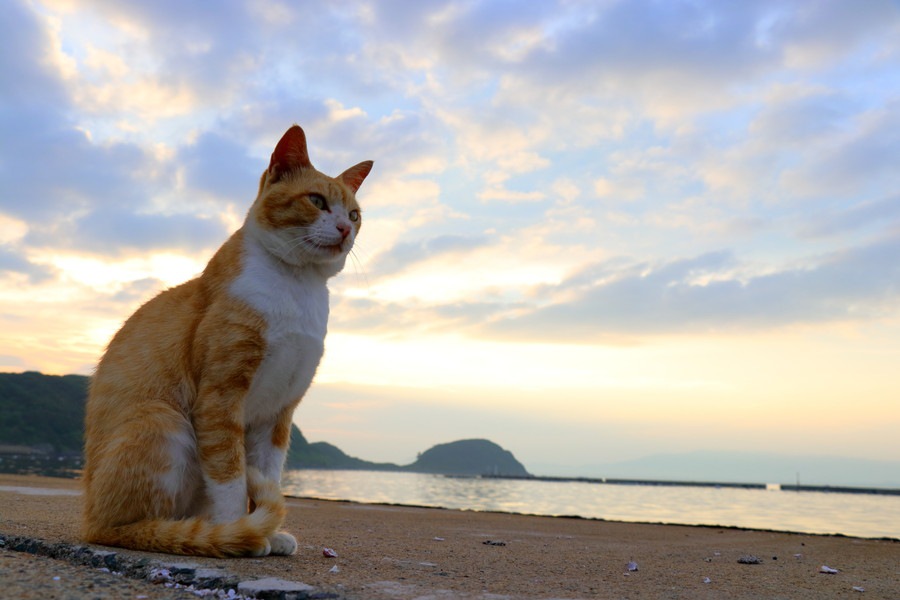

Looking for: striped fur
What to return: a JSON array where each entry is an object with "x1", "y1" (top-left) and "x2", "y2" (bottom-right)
[{"x1": 81, "y1": 125, "x2": 372, "y2": 557}]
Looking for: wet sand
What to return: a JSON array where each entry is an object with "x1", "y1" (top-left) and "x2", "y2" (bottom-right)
[{"x1": 1, "y1": 474, "x2": 897, "y2": 599}]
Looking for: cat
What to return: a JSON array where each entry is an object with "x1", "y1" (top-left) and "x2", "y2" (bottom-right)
[{"x1": 81, "y1": 125, "x2": 372, "y2": 558}]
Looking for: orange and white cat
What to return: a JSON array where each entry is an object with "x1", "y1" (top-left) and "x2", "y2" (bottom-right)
[{"x1": 82, "y1": 125, "x2": 372, "y2": 557}]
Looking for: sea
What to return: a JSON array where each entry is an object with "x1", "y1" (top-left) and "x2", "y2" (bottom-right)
[
  {"x1": 281, "y1": 469, "x2": 900, "y2": 540},
  {"x1": 3, "y1": 455, "x2": 897, "y2": 539}
]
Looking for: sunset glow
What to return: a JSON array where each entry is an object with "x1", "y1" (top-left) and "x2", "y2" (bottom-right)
[{"x1": 2, "y1": 0, "x2": 899, "y2": 483}]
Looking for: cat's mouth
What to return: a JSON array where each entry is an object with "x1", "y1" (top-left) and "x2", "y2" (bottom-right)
[
  {"x1": 297, "y1": 233, "x2": 347, "y2": 259},
  {"x1": 319, "y1": 242, "x2": 345, "y2": 256}
]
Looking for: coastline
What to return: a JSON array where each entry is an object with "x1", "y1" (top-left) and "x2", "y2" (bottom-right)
[
  {"x1": 1, "y1": 473, "x2": 898, "y2": 599},
  {"x1": 479, "y1": 473, "x2": 900, "y2": 496}
]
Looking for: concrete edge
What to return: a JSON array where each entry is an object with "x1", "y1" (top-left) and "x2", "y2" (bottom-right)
[{"x1": 0, "y1": 533, "x2": 341, "y2": 600}]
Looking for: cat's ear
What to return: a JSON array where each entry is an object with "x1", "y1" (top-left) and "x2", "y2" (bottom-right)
[
  {"x1": 268, "y1": 125, "x2": 313, "y2": 180},
  {"x1": 339, "y1": 160, "x2": 374, "y2": 193}
]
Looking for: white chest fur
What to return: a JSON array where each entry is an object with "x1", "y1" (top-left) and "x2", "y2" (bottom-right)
[{"x1": 229, "y1": 235, "x2": 330, "y2": 426}]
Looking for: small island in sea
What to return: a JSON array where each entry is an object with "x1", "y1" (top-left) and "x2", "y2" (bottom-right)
[
  {"x1": 0, "y1": 371, "x2": 529, "y2": 478},
  {"x1": 287, "y1": 428, "x2": 528, "y2": 476}
]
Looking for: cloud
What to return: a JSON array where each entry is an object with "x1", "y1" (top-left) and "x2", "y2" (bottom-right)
[
  {"x1": 336, "y1": 234, "x2": 900, "y2": 342},
  {"x1": 0, "y1": 3, "x2": 244, "y2": 261},
  {"x1": 0, "y1": 244, "x2": 55, "y2": 283},
  {"x1": 177, "y1": 131, "x2": 261, "y2": 203},
  {"x1": 334, "y1": 232, "x2": 900, "y2": 344},
  {"x1": 344, "y1": 1, "x2": 894, "y2": 228},
  {"x1": 477, "y1": 187, "x2": 545, "y2": 203},
  {"x1": 748, "y1": 88, "x2": 857, "y2": 146},
  {"x1": 482, "y1": 236, "x2": 900, "y2": 341},
  {"x1": 3, "y1": 0, "x2": 900, "y2": 366},
  {"x1": 0, "y1": 4, "x2": 91, "y2": 219},
  {"x1": 57, "y1": 1, "x2": 264, "y2": 114},
  {"x1": 110, "y1": 277, "x2": 165, "y2": 304},
  {"x1": 58, "y1": 208, "x2": 228, "y2": 255},
  {"x1": 0, "y1": 1, "x2": 70, "y2": 111},
  {"x1": 0, "y1": 354, "x2": 25, "y2": 368},
  {"x1": 1, "y1": 125, "x2": 155, "y2": 219},
  {"x1": 330, "y1": 297, "x2": 460, "y2": 336},
  {"x1": 368, "y1": 234, "x2": 493, "y2": 277},
  {"x1": 314, "y1": 108, "x2": 448, "y2": 179},
  {"x1": 771, "y1": 0, "x2": 900, "y2": 68},
  {"x1": 0, "y1": 4, "x2": 164, "y2": 221},
  {"x1": 800, "y1": 194, "x2": 900, "y2": 238},
  {"x1": 780, "y1": 100, "x2": 900, "y2": 199}
]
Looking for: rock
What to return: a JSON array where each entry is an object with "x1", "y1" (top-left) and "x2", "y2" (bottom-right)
[
  {"x1": 89, "y1": 550, "x2": 118, "y2": 570},
  {"x1": 237, "y1": 577, "x2": 317, "y2": 600}
]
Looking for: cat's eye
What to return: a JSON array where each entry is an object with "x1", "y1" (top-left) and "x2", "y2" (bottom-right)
[
  {"x1": 349, "y1": 209, "x2": 360, "y2": 222},
  {"x1": 308, "y1": 193, "x2": 328, "y2": 211}
]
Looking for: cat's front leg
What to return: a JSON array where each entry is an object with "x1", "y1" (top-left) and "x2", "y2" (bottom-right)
[
  {"x1": 193, "y1": 380, "x2": 252, "y2": 524},
  {"x1": 245, "y1": 424, "x2": 288, "y2": 483},
  {"x1": 246, "y1": 406, "x2": 297, "y2": 555}
]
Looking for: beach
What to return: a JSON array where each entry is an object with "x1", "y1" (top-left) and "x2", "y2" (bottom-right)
[{"x1": 1, "y1": 474, "x2": 897, "y2": 599}]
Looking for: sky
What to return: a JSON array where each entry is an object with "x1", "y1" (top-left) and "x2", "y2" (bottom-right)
[{"x1": 2, "y1": 0, "x2": 900, "y2": 483}]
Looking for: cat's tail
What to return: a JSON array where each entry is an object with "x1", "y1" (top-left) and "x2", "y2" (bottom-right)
[{"x1": 84, "y1": 470, "x2": 286, "y2": 558}]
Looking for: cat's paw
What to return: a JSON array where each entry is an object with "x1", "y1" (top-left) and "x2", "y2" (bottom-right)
[
  {"x1": 248, "y1": 538, "x2": 272, "y2": 557},
  {"x1": 268, "y1": 531, "x2": 298, "y2": 556}
]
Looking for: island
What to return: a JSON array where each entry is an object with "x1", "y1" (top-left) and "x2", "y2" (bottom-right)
[{"x1": 0, "y1": 371, "x2": 529, "y2": 477}]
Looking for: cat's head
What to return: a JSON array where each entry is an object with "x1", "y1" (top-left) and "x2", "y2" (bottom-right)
[{"x1": 246, "y1": 125, "x2": 373, "y2": 277}]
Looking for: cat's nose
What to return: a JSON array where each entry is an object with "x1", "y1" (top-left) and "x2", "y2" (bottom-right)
[{"x1": 336, "y1": 222, "x2": 351, "y2": 240}]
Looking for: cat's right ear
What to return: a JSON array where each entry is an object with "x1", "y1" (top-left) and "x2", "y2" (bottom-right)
[
  {"x1": 268, "y1": 125, "x2": 313, "y2": 182},
  {"x1": 339, "y1": 160, "x2": 374, "y2": 193}
]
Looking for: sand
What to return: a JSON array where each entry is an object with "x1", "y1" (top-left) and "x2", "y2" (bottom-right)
[{"x1": 1, "y1": 473, "x2": 897, "y2": 599}]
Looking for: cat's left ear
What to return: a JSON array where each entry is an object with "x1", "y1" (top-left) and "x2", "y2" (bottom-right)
[
  {"x1": 269, "y1": 125, "x2": 313, "y2": 180},
  {"x1": 339, "y1": 160, "x2": 374, "y2": 193}
]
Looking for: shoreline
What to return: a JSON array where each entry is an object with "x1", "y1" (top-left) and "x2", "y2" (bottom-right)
[
  {"x1": 4, "y1": 466, "x2": 899, "y2": 538},
  {"x1": 2, "y1": 473, "x2": 898, "y2": 599},
  {"x1": 282, "y1": 468, "x2": 900, "y2": 539},
  {"x1": 5, "y1": 453, "x2": 900, "y2": 497},
  {"x1": 283, "y1": 493, "x2": 900, "y2": 543},
  {"x1": 478, "y1": 473, "x2": 900, "y2": 496}
]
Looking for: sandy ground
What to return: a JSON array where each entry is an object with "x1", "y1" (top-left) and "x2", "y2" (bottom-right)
[{"x1": 0, "y1": 473, "x2": 897, "y2": 599}]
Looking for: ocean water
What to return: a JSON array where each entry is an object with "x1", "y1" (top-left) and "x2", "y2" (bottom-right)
[{"x1": 282, "y1": 469, "x2": 900, "y2": 540}]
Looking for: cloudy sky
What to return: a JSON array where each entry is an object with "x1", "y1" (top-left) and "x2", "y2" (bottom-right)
[{"x1": 2, "y1": 0, "x2": 899, "y2": 480}]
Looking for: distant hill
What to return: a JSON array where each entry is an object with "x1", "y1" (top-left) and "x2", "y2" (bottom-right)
[
  {"x1": 285, "y1": 425, "x2": 399, "y2": 471},
  {"x1": 285, "y1": 432, "x2": 530, "y2": 475},
  {"x1": 405, "y1": 439, "x2": 529, "y2": 476},
  {"x1": 0, "y1": 371, "x2": 89, "y2": 454},
  {"x1": 0, "y1": 371, "x2": 528, "y2": 476}
]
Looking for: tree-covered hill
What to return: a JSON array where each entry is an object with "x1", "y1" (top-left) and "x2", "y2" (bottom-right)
[
  {"x1": 285, "y1": 424, "x2": 398, "y2": 471},
  {"x1": 0, "y1": 371, "x2": 529, "y2": 476},
  {"x1": 0, "y1": 371, "x2": 89, "y2": 454},
  {"x1": 405, "y1": 439, "x2": 529, "y2": 476}
]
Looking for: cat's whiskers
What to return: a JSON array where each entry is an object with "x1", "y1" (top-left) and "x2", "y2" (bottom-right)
[
  {"x1": 281, "y1": 229, "x2": 368, "y2": 288},
  {"x1": 282, "y1": 230, "x2": 332, "y2": 255},
  {"x1": 347, "y1": 241, "x2": 374, "y2": 263},
  {"x1": 347, "y1": 246, "x2": 370, "y2": 289}
]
